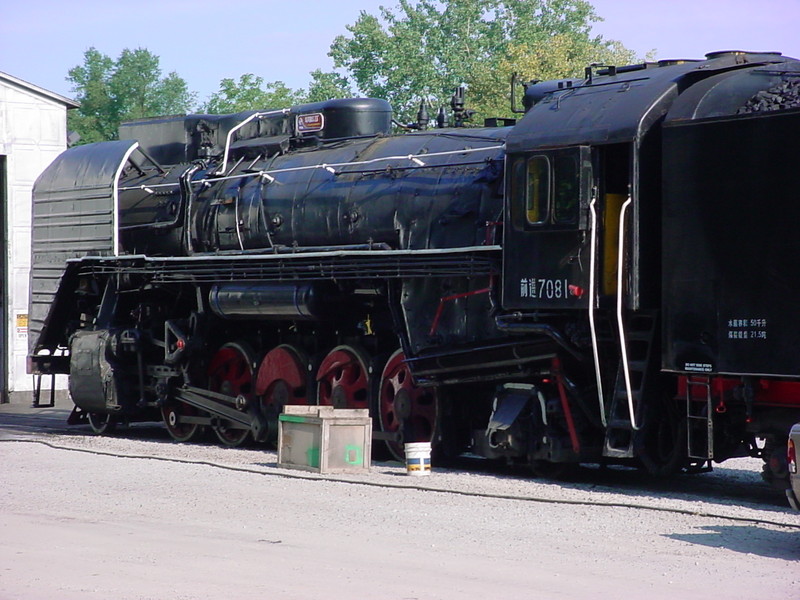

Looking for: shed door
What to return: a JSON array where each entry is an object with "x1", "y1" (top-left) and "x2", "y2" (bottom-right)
[{"x1": 0, "y1": 156, "x2": 7, "y2": 402}]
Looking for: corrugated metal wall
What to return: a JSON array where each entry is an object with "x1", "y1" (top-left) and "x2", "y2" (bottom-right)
[{"x1": 0, "y1": 76, "x2": 71, "y2": 400}]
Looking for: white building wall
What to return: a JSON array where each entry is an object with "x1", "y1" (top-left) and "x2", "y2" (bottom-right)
[{"x1": 0, "y1": 78, "x2": 71, "y2": 397}]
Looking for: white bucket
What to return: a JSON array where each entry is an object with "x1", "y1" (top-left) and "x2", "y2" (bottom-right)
[{"x1": 404, "y1": 442, "x2": 432, "y2": 476}]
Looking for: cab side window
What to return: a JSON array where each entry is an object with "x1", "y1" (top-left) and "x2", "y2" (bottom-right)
[
  {"x1": 509, "y1": 147, "x2": 586, "y2": 230},
  {"x1": 525, "y1": 156, "x2": 550, "y2": 225},
  {"x1": 506, "y1": 146, "x2": 592, "y2": 231},
  {"x1": 553, "y1": 154, "x2": 579, "y2": 224}
]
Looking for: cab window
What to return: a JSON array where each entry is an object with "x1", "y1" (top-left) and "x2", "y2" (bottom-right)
[
  {"x1": 553, "y1": 154, "x2": 579, "y2": 224},
  {"x1": 509, "y1": 146, "x2": 590, "y2": 232},
  {"x1": 525, "y1": 155, "x2": 550, "y2": 225}
]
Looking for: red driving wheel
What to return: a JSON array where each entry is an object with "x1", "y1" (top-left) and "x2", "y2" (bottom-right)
[
  {"x1": 316, "y1": 345, "x2": 370, "y2": 409},
  {"x1": 256, "y1": 344, "x2": 311, "y2": 443},
  {"x1": 207, "y1": 342, "x2": 255, "y2": 447},
  {"x1": 378, "y1": 349, "x2": 438, "y2": 460}
]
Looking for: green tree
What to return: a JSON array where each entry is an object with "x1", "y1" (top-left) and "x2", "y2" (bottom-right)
[
  {"x1": 153, "y1": 72, "x2": 197, "y2": 116},
  {"x1": 306, "y1": 69, "x2": 354, "y2": 103},
  {"x1": 110, "y1": 49, "x2": 195, "y2": 119},
  {"x1": 67, "y1": 47, "x2": 196, "y2": 143},
  {"x1": 66, "y1": 48, "x2": 116, "y2": 143},
  {"x1": 203, "y1": 74, "x2": 306, "y2": 113},
  {"x1": 468, "y1": 35, "x2": 638, "y2": 119},
  {"x1": 329, "y1": 0, "x2": 638, "y2": 121}
]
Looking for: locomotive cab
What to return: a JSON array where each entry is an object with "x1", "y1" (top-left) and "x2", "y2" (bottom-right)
[
  {"x1": 501, "y1": 145, "x2": 593, "y2": 311},
  {"x1": 497, "y1": 52, "x2": 800, "y2": 472}
]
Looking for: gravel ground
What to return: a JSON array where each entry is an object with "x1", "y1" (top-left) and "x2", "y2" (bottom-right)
[{"x1": 1, "y1": 405, "x2": 798, "y2": 599}]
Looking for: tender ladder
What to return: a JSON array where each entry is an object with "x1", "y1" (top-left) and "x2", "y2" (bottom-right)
[{"x1": 685, "y1": 375, "x2": 714, "y2": 461}]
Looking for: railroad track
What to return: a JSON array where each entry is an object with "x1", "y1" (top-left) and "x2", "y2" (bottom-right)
[{"x1": 1, "y1": 404, "x2": 796, "y2": 529}]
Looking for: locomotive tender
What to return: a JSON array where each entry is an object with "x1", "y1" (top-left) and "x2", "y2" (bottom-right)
[{"x1": 29, "y1": 50, "x2": 800, "y2": 485}]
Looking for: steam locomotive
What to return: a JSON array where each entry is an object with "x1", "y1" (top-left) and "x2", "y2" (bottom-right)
[{"x1": 29, "y1": 50, "x2": 800, "y2": 487}]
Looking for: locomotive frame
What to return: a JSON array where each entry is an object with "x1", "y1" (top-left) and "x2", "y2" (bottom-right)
[{"x1": 29, "y1": 51, "x2": 800, "y2": 491}]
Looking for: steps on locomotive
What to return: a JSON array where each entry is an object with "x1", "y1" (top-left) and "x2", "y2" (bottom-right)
[
  {"x1": 603, "y1": 312, "x2": 658, "y2": 459},
  {"x1": 685, "y1": 375, "x2": 714, "y2": 461}
]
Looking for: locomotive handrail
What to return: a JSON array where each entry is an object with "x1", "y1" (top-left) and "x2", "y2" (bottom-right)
[
  {"x1": 215, "y1": 109, "x2": 291, "y2": 176},
  {"x1": 113, "y1": 142, "x2": 143, "y2": 255},
  {"x1": 118, "y1": 144, "x2": 506, "y2": 193},
  {"x1": 587, "y1": 187, "x2": 607, "y2": 427},
  {"x1": 616, "y1": 196, "x2": 639, "y2": 431}
]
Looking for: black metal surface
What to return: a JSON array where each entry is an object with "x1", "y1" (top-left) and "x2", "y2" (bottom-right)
[
  {"x1": 662, "y1": 107, "x2": 800, "y2": 376},
  {"x1": 507, "y1": 52, "x2": 788, "y2": 152},
  {"x1": 69, "y1": 246, "x2": 501, "y2": 282},
  {"x1": 118, "y1": 128, "x2": 508, "y2": 254},
  {"x1": 68, "y1": 329, "x2": 140, "y2": 413},
  {"x1": 119, "y1": 98, "x2": 393, "y2": 165},
  {"x1": 116, "y1": 107, "x2": 509, "y2": 257},
  {"x1": 406, "y1": 336, "x2": 557, "y2": 384},
  {"x1": 208, "y1": 282, "x2": 334, "y2": 320},
  {"x1": 494, "y1": 315, "x2": 585, "y2": 363},
  {"x1": 29, "y1": 140, "x2": 139, "y2": 353},
  {"x1": 665, "y1": 59, "x2": 800, "y2": 122},
  {"x1": 26, "y1": 52, "x2": 800, "y2": 482},
  {"x1": 501, "y1": 146, "x2": 593, "y2": 311},
  {"x1": 176, "y1": 386, "x2": 269, "y2": 441}
]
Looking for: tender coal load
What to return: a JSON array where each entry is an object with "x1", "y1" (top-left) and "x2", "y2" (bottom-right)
[{"x1": 738, "y1": 77, "x2": 800, "y2": 113}]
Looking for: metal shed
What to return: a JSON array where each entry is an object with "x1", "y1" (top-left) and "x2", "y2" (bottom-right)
[{"x1": 0, "y1": 71, "x2": 78, "y2": 402}]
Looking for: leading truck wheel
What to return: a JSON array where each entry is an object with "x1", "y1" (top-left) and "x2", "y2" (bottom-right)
[
  {"x1": 207, "y1": 342, "x2": 256, "y2": 447},
  {"x1": 161, "y1": 401, "x2": 204, "y2": 442},
  {"x1": 377, "y1": 349, "x2": 438, "y2": 461},
  {"x1": 316, "y1": 345, "x2": 371, "y2": 409},
  {"x1": 87, "y1": 411, "x2": 116, "y2": 435}
]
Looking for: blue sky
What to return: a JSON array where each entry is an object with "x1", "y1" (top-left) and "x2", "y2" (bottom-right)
[{"x1": 2, "y1": 0, "x2": 798, "y2": 105}]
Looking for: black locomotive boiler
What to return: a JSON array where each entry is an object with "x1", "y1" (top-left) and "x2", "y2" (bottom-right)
[{"x1": 29, "y1": 51, "x2": 800, "y2": 487}]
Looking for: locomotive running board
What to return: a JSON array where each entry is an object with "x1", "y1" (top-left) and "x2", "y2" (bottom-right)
[
  {"x1": 65, "y1": 245, "x2": 502, "y2": 283},
  {"x1": 406, "y1": 337, "x2": 559, "y2": 385}
]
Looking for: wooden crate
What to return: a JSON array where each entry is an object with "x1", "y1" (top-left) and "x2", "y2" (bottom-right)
[{"x1": 277, "y1": 405, "x2": 372, "y2": 474}]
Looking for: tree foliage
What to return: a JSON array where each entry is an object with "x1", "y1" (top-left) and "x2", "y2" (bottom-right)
[
  {"x1": 67, "y1": 47, "x2": 196, "y2": 143},
  {"x1": 306, "y1": 70, "x2": 354, "y2": 103},
  {"x1": 329, "y1": 0, "x2": 638, "y2": 121},
  {"x1": 63, "y1": 2, "x2": 642, "y2": 141},
  {"x1": 468, "y1": 35, "x2": 638, "y2": 119},
  {"x1": 203, "y1": 71, "x2": 353, "y2": 113},
  {"x1": 203, "y1": 74, "x2": 307, "y2": 114}
]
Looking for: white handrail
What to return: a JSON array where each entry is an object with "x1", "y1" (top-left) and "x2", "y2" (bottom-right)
[
  {"x1": 216, "y1": 109, "x2": 291, "y2": 175},
  {"x1": 587, "y1": 188, "x2": 607, "y2": 426},
  {"x1": 113, "y1": 142, "x2": 142, "y2": 256},
  {"x1": 121, "y1": 144, "x2": 506, "y2": 192},
  {"x1": 616, "y1": 196, "x2": 639, "y2": 431}
]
